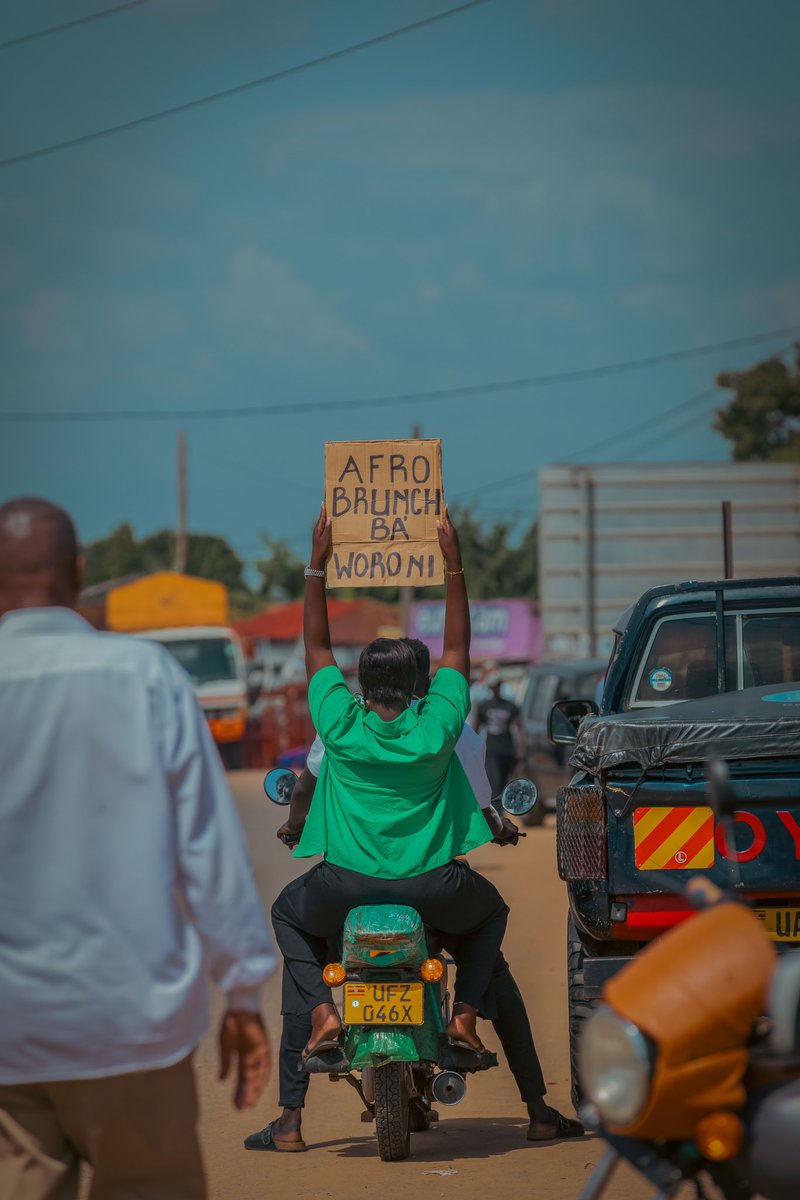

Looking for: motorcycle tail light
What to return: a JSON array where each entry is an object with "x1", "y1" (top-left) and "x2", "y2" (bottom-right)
[
  {"x1": 322, "y1": 962, "x2": 346, "y2": 986},
  {"x1": 695, "y1": 1112, "x2": 744, "y2": 1162},
  {"x1": 420, "y1": 958, "x2": 445, "y2": 983}
]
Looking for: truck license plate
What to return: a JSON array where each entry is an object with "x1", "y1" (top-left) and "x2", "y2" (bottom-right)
[
  {"x1": 754, "y1": 908, "x2": 800, "y2": 942},
  {"x1": 343, "y1": 982, "x2": 424, "y2": 1026}
]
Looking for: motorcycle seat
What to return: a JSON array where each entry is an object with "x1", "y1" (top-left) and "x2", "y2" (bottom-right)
[{"x1": 342, "y1": 904, "x2": 429, "y2": 969}]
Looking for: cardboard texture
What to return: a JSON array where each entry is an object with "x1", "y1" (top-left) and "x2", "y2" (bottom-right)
[{"x1": 325, "y1": 439, "x2": 445, "y2": 588}]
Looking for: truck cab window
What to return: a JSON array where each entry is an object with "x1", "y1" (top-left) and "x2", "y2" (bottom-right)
[
  {"x1": 741, "y1": 612, "x2": 800, "y2": 686},
  {"x1": 630, "y1": 615, "x2": 737, "y2": 707}
]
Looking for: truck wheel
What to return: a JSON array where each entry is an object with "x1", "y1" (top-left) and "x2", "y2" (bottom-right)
[
  {"x1": 567, "y1": 913, "x2": 602, "y2": 1112},
  {"x1": 374, "y1": 1062, "x2": 411, "y2": 1161}
]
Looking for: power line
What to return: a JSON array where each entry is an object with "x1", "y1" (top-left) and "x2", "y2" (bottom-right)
[
  {"x1": 3, "y1": 324, "x2": 797, "y2": 423},
  {"x1": 452, "y1": 385, "x2": 721, "y2": 503},
  {"x1": 0, "y1": 0, "x2": 155, "y2": 51},
  {"x1": 615, "y1": 402, "x2": 723, "y2": 463},
  {"x1": 561, "y1": 386, "x2": 719, "y2": 464},
  {"x1": 0, "y1": 0, "x2": 491, "y2": 169}
]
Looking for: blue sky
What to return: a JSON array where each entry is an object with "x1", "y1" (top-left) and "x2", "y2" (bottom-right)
[{"x1": 1, "y1": 0, "x2": 799, "y2": 572}]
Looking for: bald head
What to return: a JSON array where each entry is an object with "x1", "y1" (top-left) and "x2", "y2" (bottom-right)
[{"x1": 0, "y1": 498, "x2": 82, "y2": 613}]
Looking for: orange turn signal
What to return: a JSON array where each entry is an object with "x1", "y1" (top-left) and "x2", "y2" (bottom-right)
[
  {"x1": 322, "y1": 962, "x2": 346, "y2": 987},
  {"x1": 420, "y1": 958, "x2": 445, "y2": 983},
  {"x1": 695, "y1": 1112, "x2": 744, "y2": 1162}
]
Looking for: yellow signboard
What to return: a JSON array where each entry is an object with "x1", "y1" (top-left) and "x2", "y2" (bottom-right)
[{"x1": 325, "y1": 439, "x2": 445, "y2": 588}]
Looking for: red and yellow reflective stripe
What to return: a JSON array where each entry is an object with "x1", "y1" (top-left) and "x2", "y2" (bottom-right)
[{"x1": 633, "y1": 806, "x2": 715, "y2": 870}]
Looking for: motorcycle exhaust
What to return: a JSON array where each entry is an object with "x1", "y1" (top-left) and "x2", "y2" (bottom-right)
[{"x1": 431, "y1": 1071, "x2": 467, "y2": 1106}]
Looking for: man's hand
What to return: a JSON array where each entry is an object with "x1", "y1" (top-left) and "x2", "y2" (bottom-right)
[
  {"x1": 496, "y1": 814, "x2": 524, "y2": 845},
  {"x1": 276, "y1": 820, "x2": 301, "y2": 848},
  {"x1": 218, "y1": 1010, "x2": 271, "y2": 1110},
  {"x1": 310, "y1": 504, "x2": 333, "y2": 570},
  {"x1": 482, "y1": 806, "x2": 524, "y2": 846}
]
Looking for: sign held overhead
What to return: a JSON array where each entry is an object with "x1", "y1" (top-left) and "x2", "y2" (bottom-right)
[{"x1": 325, "y1": 439, "x2": 445, "y2": 588}]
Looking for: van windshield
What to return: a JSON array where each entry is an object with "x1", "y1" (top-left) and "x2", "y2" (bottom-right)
[{"x1": 158, "y1": 637, "x2": 239, "y2": 686}]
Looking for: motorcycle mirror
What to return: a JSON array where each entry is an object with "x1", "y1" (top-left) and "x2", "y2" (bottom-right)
[
  {"x1": 707, "y1": 756, "x2": 737, "y2": 819},
  {"x1": 501, "y1": 778, "x2": 538, "y2": 816},
  {"x1": 264, "y1": 767, "x2": 298, "y2": 806}
]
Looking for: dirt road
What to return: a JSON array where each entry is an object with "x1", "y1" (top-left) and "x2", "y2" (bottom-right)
[{"x1": 196, "y1": 771, "x2": 645, "y2": 1200}]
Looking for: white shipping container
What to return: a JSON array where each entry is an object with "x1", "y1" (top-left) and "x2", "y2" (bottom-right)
[{"x1": 538, "y1": 462, "x2": 800, "y2": 660}]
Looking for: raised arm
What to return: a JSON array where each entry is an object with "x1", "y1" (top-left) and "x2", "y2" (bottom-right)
[
  {"x1": 304, "y1": 505, "x2": 336, "y2": 680},
  {"x1": 436, "y1": 505, "x2": 470, "y2": 680}
]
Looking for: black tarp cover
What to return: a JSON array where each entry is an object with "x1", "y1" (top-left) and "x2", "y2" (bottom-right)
[{"x1": 570, "y1": 683, "x2": 800, "y2": 774}]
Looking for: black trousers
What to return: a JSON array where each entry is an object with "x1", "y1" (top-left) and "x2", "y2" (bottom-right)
[
  {"x1": 277, "y1": 951, "x2": 547, "y2": 1109},
  {"x1": 271, "y1": 859, "x2": 509, "y2": 1018},
  {"x1": 485, "y1": 751, "x2": 517, "y2": 802}
]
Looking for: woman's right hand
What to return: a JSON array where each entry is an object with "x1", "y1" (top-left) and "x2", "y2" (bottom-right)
[
  {"x1": 436, "y1": 504, "x2": 461, "y2": 569},
  {"x1": 310, "y1": 504, "x2": 332, "y2": 570}
]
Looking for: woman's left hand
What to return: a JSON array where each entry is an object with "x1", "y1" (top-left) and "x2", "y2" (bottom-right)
[{"x1": 310, "y1": 504, "x2": 332, "y2": 570}]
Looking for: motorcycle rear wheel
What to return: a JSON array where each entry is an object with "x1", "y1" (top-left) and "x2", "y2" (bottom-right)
[{"x1": 374, "y1": 1062, "x2": 411, "y2": 1161}]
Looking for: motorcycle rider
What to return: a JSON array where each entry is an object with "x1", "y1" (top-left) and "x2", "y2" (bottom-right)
[
  {"x1": 250, "y1": 588, "x2": 583, "y2": 1147},
  {"x1": 269, "y1": 506, "x2": 509, "y2": 1092}
]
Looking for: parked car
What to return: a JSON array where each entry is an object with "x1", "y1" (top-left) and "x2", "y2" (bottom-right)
[{"x1": 518, "y1": 659, "x2": 607, "y2": 825}]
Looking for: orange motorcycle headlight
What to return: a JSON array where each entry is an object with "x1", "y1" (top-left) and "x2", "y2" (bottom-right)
[
  {"x1": 695, "y1": 1112, "x2": 744, "y2": 1162},
  {"x1": 420, "y1": 958, "x2": 445, "y2": 983},
  {"x1": 322, "y1": 962, "x2": 346, "y2": 986}
]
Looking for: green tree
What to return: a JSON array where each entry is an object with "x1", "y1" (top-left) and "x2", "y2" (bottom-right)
[
  {"x1": 256, "y1": 536, "x2": 306, "y2": 601},
  {"x1": 83, "y1": 526, "x2": 249, "y2": 595},
  {"x1": 715, "y1": 344, "x2": 800, "y2": 461},
  {"x1": 439, "y1": 506, "x2": 538, "y2": 600},
  {"x1": 83, "y1": 522, "x2": 145, "y2": 585}
]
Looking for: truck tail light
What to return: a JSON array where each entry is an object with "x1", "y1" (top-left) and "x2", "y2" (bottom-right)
[{"x1": 557, "y1": 785, "x2": 607, "y2": 882}]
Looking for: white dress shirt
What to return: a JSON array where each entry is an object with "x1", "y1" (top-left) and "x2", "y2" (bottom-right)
[
  {"x1": 305, "y1": 714, "x2": 493, "y2": 808},
  {"x1": 0, "y1": 608, "x2": 276, "y2": 1085}
]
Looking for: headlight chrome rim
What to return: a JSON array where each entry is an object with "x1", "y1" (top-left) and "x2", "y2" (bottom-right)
[{"x1": 579, "y1": 1005, "x2": 654, "y2": 1127}]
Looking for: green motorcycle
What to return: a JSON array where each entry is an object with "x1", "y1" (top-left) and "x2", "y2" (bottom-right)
[{"x1": 265, "y1": 767, "x2": 537, "y2": 1161}]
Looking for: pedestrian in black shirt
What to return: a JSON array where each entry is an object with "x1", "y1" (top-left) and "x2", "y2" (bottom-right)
[{"x1": 476, "y1": 676, "x2": 526, "y2": 806}]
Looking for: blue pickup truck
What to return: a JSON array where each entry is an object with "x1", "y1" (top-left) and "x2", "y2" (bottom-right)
[{"x1": 551, "y1": 576, "x2": 800, "y2": 1107}]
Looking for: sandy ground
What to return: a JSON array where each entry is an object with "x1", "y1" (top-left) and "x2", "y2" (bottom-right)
[{"x1": 189, "y1": 771, "x2": 654, "y2": 1200}]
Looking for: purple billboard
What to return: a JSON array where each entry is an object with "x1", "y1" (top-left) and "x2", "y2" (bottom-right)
[{"x1": 409, "y1": 599, "x2": 541, "y2": 663}]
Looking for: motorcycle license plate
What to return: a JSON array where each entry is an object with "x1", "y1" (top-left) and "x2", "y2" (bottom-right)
[
  {"x1": 343, "y1": 982, "x2": 424, "y2": 1026},
  {"x1": 754, "y1": 907, "x2": 800, "y2": 942}
]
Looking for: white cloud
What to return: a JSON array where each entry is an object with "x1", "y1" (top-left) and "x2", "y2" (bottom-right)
[{"x1": 204, "y1": 247, "x2": 373, "y2": 362}]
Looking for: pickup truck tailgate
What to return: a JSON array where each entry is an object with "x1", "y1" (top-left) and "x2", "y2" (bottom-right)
[{"x1": 607, "y1": 770, "x2": 800, "y2": 896}]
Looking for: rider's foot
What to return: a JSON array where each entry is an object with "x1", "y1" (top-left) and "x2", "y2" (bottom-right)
[
  {"x1": 445, "y1": 1002, "x2": 486, "y2": 1053},
  {"x1": 243, "y1": 1108, "x2": 306, "y2": 1152},
  {"x1": 302, "y1": 1002, "x2": 342, "y2": 1060},
  {"x1": 526, "y1": 1099, "x2": 584, "y2": 1141},
  {"x1": 272, "y1": 1108, "x2": 303, "y2": 1142}
]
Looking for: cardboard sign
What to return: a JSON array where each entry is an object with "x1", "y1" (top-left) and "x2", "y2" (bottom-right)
[{"x1": 325, "y1": 439, "x2": 445, "y2": 588}]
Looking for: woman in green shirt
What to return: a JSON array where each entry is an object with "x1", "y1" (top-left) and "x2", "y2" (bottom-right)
[{"x1": 270, "y1": 505, "x2": 509, "y2": 1066}]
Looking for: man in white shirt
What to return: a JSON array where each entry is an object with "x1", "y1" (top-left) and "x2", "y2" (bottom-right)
[{"x1": 0, "y1": 498, "x2": 277, "y2": 1200}]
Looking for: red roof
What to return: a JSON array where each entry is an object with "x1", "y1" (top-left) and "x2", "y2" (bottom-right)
[{"x1": 235, "y1": 598, "x2": 403, "y2": 645}]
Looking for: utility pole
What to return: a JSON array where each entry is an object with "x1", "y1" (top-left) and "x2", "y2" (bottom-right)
[
  {"x1": 722, "y1": 500, "x2": 734, "y2": 578},
  {"x1": 176, "y1": 431, "x2": 188, "y2": 573}
]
